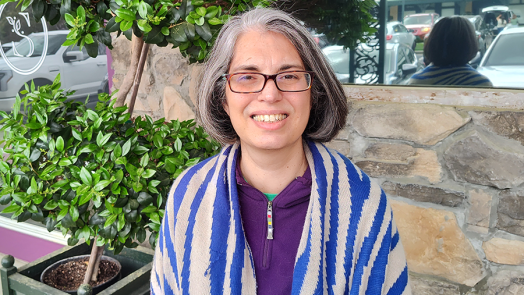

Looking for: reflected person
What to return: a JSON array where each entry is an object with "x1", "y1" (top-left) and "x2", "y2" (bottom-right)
[
  {"x1": 408, "y1": 16, "x2": 492, "y2": 86},
  {"x1": 151, "y1": 8, "x2": 410, "y2": 295}
]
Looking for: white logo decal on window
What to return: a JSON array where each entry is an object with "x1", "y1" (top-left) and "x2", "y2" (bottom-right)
[{"x1": 0, "y1": 4, "x2": 48, "y2": 75}]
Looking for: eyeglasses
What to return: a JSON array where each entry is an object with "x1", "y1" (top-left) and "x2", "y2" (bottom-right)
[{"x1": 222, "y1": 71, "x2": 314, "y2": 94}]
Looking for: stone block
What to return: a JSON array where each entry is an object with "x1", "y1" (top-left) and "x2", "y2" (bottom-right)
[
  {"x1": 189, "y1": 64, "x2": 204, "y2": 108},
  {"x1": 350, "y1": 104, "x2": 470, "y2": 145},
  {"x1": 382, "y1": 182, "x2": 465, "y2": 207},
  {"x1": 325, "y1": 140, "x2": 350, "y2": 157},
  {"x1": 467, "y1": 189, "x2": 492, "y2": 229},
  {"x1": 163, "y1": 86, "x2": 195, "y2": 122},
  {"x1": 391, "y1": 200, "x2": 485, "y2": 287},
  {"x1": 444, "y1": 130, "x2": 524, "y2": 189},
  {"x1": 486, "y1": 269, "x2": 524, "y2": 295},
  {"x1": 409, "y1": 274, "x2": 461, "y2": 295},
  {"x1": 497, "y1": 190, "x2": 524, "y2": 237},
  {"x1": 152, "y1": 53, "x2": 188, "y2": 87},
  {"x1": 356, "y1": 148, "x2": 441, "y2": 183},
  {"x1": 471, "y1": 111, "x2": 524, "y2": 146},
  {"x1": 335, "y1": 128, "x2": 350, "y2": 141},
  {"x1": 483, "y1": 238, "x2": 524, "y2": 265},
  {"x1": 364, "y1": 142, "x2": 416, "y2": 163}
]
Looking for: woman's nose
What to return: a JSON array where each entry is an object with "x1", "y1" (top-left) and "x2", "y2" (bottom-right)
[{"x1": 258, "y1": 78, "x2": 282, "y2": 102}]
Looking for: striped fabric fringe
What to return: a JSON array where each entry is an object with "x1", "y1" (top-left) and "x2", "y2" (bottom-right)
[
  {"x1": 407, "y1": 65, "x2": 492, "y2": 86},
  {"x1": 151, "y1": 141, "x2": 411, "y2": 294}
]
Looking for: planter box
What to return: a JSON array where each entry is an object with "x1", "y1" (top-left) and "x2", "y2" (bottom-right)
[{"x1": 1, "y1": 243, "x2": 154, "y2": 295}]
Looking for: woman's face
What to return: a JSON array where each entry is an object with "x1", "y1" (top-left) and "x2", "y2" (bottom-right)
[{"x1": 223, "y1": 30, "x2": 311, "y2": 152}]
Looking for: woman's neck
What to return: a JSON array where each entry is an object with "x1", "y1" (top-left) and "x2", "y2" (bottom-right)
[{"x1": 239, "y1": 140, "x2": 308, "y2": 195}]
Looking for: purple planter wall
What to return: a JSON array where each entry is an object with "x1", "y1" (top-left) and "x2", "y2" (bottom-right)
[{"x1": 0, "y1": 227, "x2": 63, "y2": 262}]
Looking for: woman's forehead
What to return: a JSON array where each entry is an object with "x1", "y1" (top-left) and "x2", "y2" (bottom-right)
[{"x1": 229, "y1": 30, "x2": 304, "y2": 72}]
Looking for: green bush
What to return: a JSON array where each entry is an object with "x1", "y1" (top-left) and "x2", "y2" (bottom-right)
[{"x1": 0, "y1": 75, "x2": 220, "y2": 254}]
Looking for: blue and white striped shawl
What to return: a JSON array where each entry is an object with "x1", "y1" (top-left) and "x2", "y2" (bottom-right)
[{"x1": 151, "y1": 141, "x2": 411, "y2": 294}]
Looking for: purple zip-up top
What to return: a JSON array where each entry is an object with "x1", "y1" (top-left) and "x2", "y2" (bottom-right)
[{"x1": 236, "y1": 159, "x2": 312, "y2": 295}]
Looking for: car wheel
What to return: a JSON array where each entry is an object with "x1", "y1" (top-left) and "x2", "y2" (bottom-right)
[{"x1": 18, "y1": 78, "x2": 53, "y2": 95}]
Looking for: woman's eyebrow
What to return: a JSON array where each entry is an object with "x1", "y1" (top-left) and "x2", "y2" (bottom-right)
[{"x1": 230, "y1": 64, "x2": 305, "y2": 73}]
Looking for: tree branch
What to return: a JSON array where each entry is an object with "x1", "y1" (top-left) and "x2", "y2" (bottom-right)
[
  {"x1": 115, "y1": 36, "x2": 144, "y2": 107},
  {"x1": 127, "y1": 43, "x2": 150, "y2": 117}
]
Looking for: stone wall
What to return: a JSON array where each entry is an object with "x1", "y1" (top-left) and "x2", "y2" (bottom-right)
[{"x1": 110, "y1": 38, "x2": 524, "y2": 294}]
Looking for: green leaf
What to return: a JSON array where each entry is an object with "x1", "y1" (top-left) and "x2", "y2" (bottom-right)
[
  {"x1": 113, "y1": 144, "x2": 122, "y2": 158},
  {"x1": 104, "y1": 214, "x2": 118, "y2": 228},
  {"x1": 195, "y1": 16, "x2": 205, "y2": 26},
  {"x1": 1, "y1": 203, "x2": 21, "y2": 214},
  {"x1": 174, "y1": 137, "x2": 182, "y2": 152},
  {"x1": 26, "y1": 122, "x2": 42, "y2": 129},
  {"x1": 105, "y1": 17, "x2": 120, "y2": 32},
  {"x1": 94, "y1": 180, "x2": 112, "y2": 192},
  {"x1": 51, "y1": 179, "x2": 70, "y2": 188},
  {"x1": 70, "y1": 206, "x2": 79, "y2": 222},
  {"x1": 140, "y1": 153, "x2": 149, "y2": 167},
  {"x1": 77, "y1": 144, "x2": 98, "y2": 154},
  {"x1": 195, "y1": 22, "x2": 212, "y2": 41},
  {"x1": 205, "y1": 6, "x2": 218, "y2": 19},
  {"x1": 161, "y1": 27, "x2": 169, "y2": 36},
  {"x1": 171, "y1": 24, "x2": 188, "y2": 43},
  {"x1": 117, "y1": 213, "x2": 125, "y2": 231},
  {"x1": 140, "y1": 205, "x2": 156, "y2": 214},
  {"x1": 196, "y1": 7, "x2": 206, "y2": 17},
  {"x1": 80, "y1": 167, "x2": 93, "y2": 186},
  {"x1": 64, "y1": 13, "x2": 75, "y2": 27},
  {"x1": 122, "y1": 139, "x2": 131, "y2": 156},
  {"x1": 85, "y1": 34, "x2": 94, "y2": 44},
  {"x1": 44, "y1": 200, "x2": 58, "y2": 210},
  {"x1": 142, "y1": 169, "x2": 156, "y2": 178},
  {"x1": 96, "y1": 132, "x2": 112, "y2": 147},
  {"x1": 115, "y1": 8, "x2": 136, "y2": 21},
  {"x1": 77, "y1": 5, "x2": 86, "y2": 23},
  {"x1": 137, "y1": 192, "x2": 153, "y2": 206},
  {"x1": 29, "y1": 148, "x2": 41, "y2": 162},
  {"x1": 137, "y1": 19, "x2": 152, "y2": 33},
  {"x1": 120, "y1": 20, "x2": 133, "y2": 32},
  {"x1": 72, "y1": 128, "x2": 82, "y2": 141},
  {"x1": 138, "y1": 1, "x2": 150, "y2": 19},
  {"x1": 56, "y1": 136, "x2": 64, "y2": 152}
]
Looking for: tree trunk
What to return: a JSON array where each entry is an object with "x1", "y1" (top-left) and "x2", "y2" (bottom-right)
[
  {"x1": 127, "y1": 43, "x2": 150, "y2": 117},
  {"x1": 115, "y1": 36, "x2": 145, "y2": 108},
  {"x1": 83, "y1": 238, "x2": 104, "y2": 284}
]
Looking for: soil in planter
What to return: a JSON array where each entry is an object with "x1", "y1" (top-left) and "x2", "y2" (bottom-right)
[{"x1": 43, "y1": 257, "x2": 119, "y2": 291}]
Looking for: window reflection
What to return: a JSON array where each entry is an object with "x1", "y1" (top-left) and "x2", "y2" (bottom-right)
[{"x1": 0, "y1": 3, "x2": 108, "y2": 112}]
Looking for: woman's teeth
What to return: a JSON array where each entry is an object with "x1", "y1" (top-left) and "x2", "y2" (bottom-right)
[{"x1": 252, "y1": 114, "x2": 287, "y2": 123}]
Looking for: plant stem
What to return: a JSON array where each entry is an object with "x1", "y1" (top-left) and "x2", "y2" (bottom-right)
[
  {"x1": 83, "y1": 238, "x2": 104, "y2": 284},
  {"x1": 127, "y1": 43, "x2": 150, "y2": 117},
  {"x1": 115, "y1": 36, "x2": 145, "y2": 108}
]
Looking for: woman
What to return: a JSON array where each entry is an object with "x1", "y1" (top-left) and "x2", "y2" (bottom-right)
[
  {"x1": 408, "y1": 16, "x2": 492, "y2": 87},
  {"x1": 151, "y1": 8, "x2": 410, "y2": 295}
]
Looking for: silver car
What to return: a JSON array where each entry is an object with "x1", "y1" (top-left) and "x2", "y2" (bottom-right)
[
  {"x1": 0, "y1": 30, "x2": 108, "y2": 111},
  {"x1": 477, "y1": 27, "x2": 524, "y2": 89},
  {"x1": 387, "y1": 21, "x2": 417, "y2": 50},
  {"x1": 322, "y1": 42, "x2": 422, "y2": 85}
]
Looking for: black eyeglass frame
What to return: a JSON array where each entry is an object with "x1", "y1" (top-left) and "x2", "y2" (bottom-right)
[{"x1": 221, "y1": 70, "x2": 315, "y2": 94}]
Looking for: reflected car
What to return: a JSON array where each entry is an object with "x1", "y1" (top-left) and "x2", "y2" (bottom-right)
[
  {"x1": 322, "y1": 42, "x2": 423, "y2": 85},
  {"x1": 477, "y1": 27, "x2": 524, "y2": 88},
  {"x1": 387, "y1": 21, "x2": 417, "y2": 50},
  {"x1": 0, "y1": 30, "x2": 107, "y2": 111},
  {"x1": 403, "y1": 13, "x2": 439, "y2": 41}
]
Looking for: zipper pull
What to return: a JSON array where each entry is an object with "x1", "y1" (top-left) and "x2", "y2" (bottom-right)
[{"x1": 267, "y1": 201, "x2": 273, "y2": 240}]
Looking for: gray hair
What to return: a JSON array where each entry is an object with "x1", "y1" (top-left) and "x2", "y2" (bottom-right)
[{"x1": 196, "y1": 8, "x2": 348, "y2": 144}]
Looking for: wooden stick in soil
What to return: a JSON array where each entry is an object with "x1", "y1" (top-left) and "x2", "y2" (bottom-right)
[
  {"x1": 127, "y1": 42, "x2": 150, "y2": 117},
  {"x1": 83, "y1": 238, "x2": 104, "y2": 284},
  {"x1": 115, "y1": 36, "x2": 144, "y2": 108}
]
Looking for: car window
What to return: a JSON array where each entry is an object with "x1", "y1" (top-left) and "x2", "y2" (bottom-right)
[
  {"x1": 399, "y1": 24, "x2": 408, "y2": 32},
  {"x1": 394, "y1": 25, "x2": 400, "y2": 33},
  {"x1": 4, "y1": 34, "x2": 67, "y2": 57},
  {"x1": 404, "y1": 47, "x2": 415, "y2": 64},
  {"x1": 404, "y1": 15, "x2": 433, "y2": 25},
  {"x1": 484, "y1": 33, "x2": 524, "y2": 66},
  {"x1": 397, "y1": 47, "x2": 408, "y2": 71}
]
